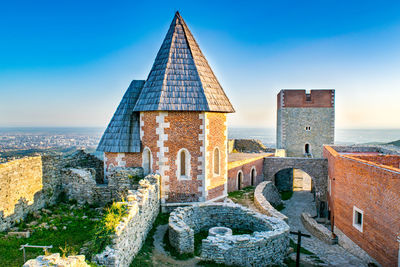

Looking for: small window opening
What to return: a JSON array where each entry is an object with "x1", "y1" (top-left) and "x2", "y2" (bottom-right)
[
  {"x1": 180, "y1": 150, "x2": 186, "y2": 176},
  {"x1": 305, "y1": 126, "x2": 311, "y2": 131},
  {"x1": 353, "y1": 206, "x2": 363, "y2": 232},
  {"x1": 214, "y1": 148, "x2": 220, "y2": 175},
  {"x1": 305, "y1": 144, "x2": 310, "y2": 154},
  {"x1": 306, "y1": 93, "x2": 312, "y2": 101}
]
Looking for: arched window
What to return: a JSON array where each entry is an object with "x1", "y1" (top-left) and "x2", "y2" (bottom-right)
[
  {"x1": 213, "y1": 147, "x2": 220, "y2": 175},
  {"x1": 177, "y1": 148, "x2": 191, "y2": 180},
  {"x1": 142, "y1": 147, "x2": 152, "y2": 175},
  {"x1": 237, "y1": 171, "x2": 243, "y2": 190},
  {"x1": 251, "y1": 167, "x2": 256, "y2": 186},
  {"x1": 305, "y1": 144, "x2": 310, "y2": 154},
  {"x1": 180, "y1": 150, "x2": 186, "y2": 176}
]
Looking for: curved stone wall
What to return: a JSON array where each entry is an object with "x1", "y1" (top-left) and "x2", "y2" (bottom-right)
[
  {"x1": 254, "y1": 181, "x2": 288, "y2": 222},
  {"x1": 168, "y1": 203, "x2": 289, "y2": 266}
]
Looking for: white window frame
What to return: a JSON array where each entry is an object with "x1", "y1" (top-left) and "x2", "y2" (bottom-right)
[
  {"x1": 177, "y1": 148, "x2": 191, "y2": 180},
  {"x1": 352, "y1": 206, "x2": 364, "y2": 232},
  {"x1": 142, "y1": 147, "x2": 153, "y2": 175},
  {"x1": 213, "y1": 147, "x2": 220, "y2": 176}
]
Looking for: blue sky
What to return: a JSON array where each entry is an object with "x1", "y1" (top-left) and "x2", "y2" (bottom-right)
[{"x1": 0, "y1": 0, "x2": 399, "y2": 128}]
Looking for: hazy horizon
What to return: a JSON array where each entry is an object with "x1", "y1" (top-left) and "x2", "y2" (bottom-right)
[{"x1": 1, "y1": 1, "x2": 400, "y2": 128}]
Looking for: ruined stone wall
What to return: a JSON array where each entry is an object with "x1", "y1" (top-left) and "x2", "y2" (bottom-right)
[
  {"x1": 0, "y1": 150, "x2": 104, "y2": 231},
  {"x1": 0, "y1": 156, "x2": 44, "y2": 231},
  {"x1": 253, "y1": 181, "x2": 288, "y2": 222},
  {"x1": 168, "y1": 203, "x2": 289, "y2": 266},
  {"x1": 324, "y1": 146, "x2": 400, "y2": 266},
  {"x1": 23, "y1": 253, "x2": 89, "y2": 267},
  {"x1": 94, "y1": 174, "x2": 160, "y2": 267}
]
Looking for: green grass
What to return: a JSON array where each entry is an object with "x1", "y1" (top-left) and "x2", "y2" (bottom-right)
[
  {"x1": 0, "y1": 202, "x2": 101, "y2": 267},
  {"x1": 130, "y1": 212, "x2": 170, "y2": 266},
  {"x1": 228, "y1": 186, "x2": 255, "y2": 201},
  {"x1": 280, "y1": 190, "x2": 294, "y2": 200}
]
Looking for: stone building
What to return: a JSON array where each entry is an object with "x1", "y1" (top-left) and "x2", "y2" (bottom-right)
[
  {"x1": 97, "y1": 12, "x2": 235, "y2": 208},
  {"x1": 276, "y1": 89, "x2": 335, "y2": 158}
]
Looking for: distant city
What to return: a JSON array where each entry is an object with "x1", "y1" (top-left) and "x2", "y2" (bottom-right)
[{"x1": 1, "y1": 127, "x2": 399, "y2": 163}]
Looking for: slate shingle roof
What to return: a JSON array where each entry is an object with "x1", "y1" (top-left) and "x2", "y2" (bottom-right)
[
  {"x1": 97, "y1": 80, "x2": 145, "y2": 152},
  {"x1": 133, "y1": 12, "x2": 235, "y2": 113}
]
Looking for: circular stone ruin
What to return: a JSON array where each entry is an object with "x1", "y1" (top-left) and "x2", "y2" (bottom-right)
[{"x1": 168, "y1": 203, "x2": 290, "y2": 266}]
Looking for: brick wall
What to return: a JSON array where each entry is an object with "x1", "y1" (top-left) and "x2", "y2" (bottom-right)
[
  {"x1": 205, "y1": 113, "x2": 227, "y2": 200},
  {"x1": 227, "y1": 157, "x2": 264, "y2": 192},
  {"x1": 163, "y1": 111, "x2": 203, "y2": 203},
  {"x1": 324, "y1": 146, "x2": 400, "y2": 266},
  {"x1": 104, "y1": 152, "x2": 142, "y2": 173}
]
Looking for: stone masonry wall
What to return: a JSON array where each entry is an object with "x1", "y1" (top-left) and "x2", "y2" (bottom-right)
[
  {"x1": 324, "y1": 145, "x2": 400, "y2": 266},
  {"x1": 168, "y1": 203, "x2": 289, "y2": 266},
  {"x1": 278, "y1": 107, "x2": 334, "y2": 158},
  {"x1": 0, "y1": 150, "x2": 104, "y2": 232},
  {"x1": 94, "y1": 174, "x2": 160, "y2": 267},
  {"x1": 254, "y1": 181, "x2": 288, "y2": 222}
]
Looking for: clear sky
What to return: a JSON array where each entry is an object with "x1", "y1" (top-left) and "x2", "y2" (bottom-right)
[{"x1": 0, "y1": 0, "x2": 399, "y2": 129}]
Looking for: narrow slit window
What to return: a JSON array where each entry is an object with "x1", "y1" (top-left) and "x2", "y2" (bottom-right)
[
  {"x1": 214, "y1": 148, "x2": 220, "y2": 175},
  {"x1": 180, "y1": 150, "x2": 186, "y2": 176},
  {"x1": 353, "y1": 206, "x2": 363, "y2": 232}
]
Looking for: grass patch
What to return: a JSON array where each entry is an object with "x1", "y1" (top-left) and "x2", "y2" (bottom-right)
[
  {"x1": 0, "y1": 202, "x2": 102, "y2": 267},
  {"x1": 228, "y1": 186, "x2": 255, "y2": 201},
  {"x1": 280, "y1": 191, "x2": 294, "y2": 200},
  {"x1": 130, "y1": 212, "x2": 170, "y2": 266}
]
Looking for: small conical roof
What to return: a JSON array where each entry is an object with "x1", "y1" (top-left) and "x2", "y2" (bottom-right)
[
  {"x1": 133, "y1": 12, "x2": 235, "y2": 113},
  {"x1": 97, "y1": 80, "x2": 145, "y2": 152}
]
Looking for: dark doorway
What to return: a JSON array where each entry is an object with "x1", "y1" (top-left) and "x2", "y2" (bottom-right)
[
  {"x1": 237, "y1": 172, "x2": 243, "y2": 190},
  {"x1": 305, "y1": 144, "x2": 310, "y2": 154},
  {"x1": 251, "y1": 168, "x2": 256, "y2": 186}
]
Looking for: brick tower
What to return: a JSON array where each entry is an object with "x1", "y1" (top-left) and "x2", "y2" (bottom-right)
[
  {"x1": 276, "y1": 89, "x2": 334, "y2": 158},
  {"x1": 97, "y1": 12, "x2": 235, "y2": 208}
]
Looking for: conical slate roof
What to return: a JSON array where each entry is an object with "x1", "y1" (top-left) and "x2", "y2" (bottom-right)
[
  {"x1": 97, "y1": 80, "x2": 145, "y2": 152},
  {"x1": 133, "y1": 12, "x2": 235, "y2": 113}
]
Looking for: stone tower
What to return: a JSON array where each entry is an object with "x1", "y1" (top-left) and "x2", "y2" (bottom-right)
[
  {"x1": 97, "y1": 12, "x2": 235, "y2": 208},
  {"x1": 276, "y1": 89, "x2": 334, "y2": 158}
]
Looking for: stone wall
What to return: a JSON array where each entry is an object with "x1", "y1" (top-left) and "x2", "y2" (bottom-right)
[
  {"x1": 263, "y1": 157, "x2": 328, "y2": 201},
  {"x1": 0, "y1": 150, "x2": 104, "y2": 232},
  {"x1": 301, "y1": 212, "x2": 335, "y2": 244},
  {"x1": 168, "y1": 203, "x2": 289, "y2": 266},
  {"x1": 230, "y1": 139, "x2": 269, "y2": 153},
  {"x1": 94, "y1": 174, "x2": 160, "y2": 267},
  {"x1": 276, "y1": 90, "x2": 335, "y2": 158},
  {"x1": 62, "y1": 167, "x2": 143, "y2": 206},
  {"x1": 23, "y1": 253, "x2": 89, "y2": 267},
  {"x1": 254, "y1": 181, "x2": 288, "y2": 222}
]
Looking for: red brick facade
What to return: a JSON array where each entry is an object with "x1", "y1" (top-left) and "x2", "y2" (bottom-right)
[
  {"x1": 324, "y1": 146, "x2": 400, "y2": 266},
  {"x1": 227, "y1": 157, "x2": 264, "y2": 192},
  {"x1": 206, "y1": 113, "x2": 227, "y2": 200},
  {"x1": 163, "y1": 112, "x2": 203, "y2": 203},
  {"x1": 104, "y1": 152, "x2": 142, "y2": 173},
  {"x1": 277, "y1": 89, "x2": 334, "y2": 109}
]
